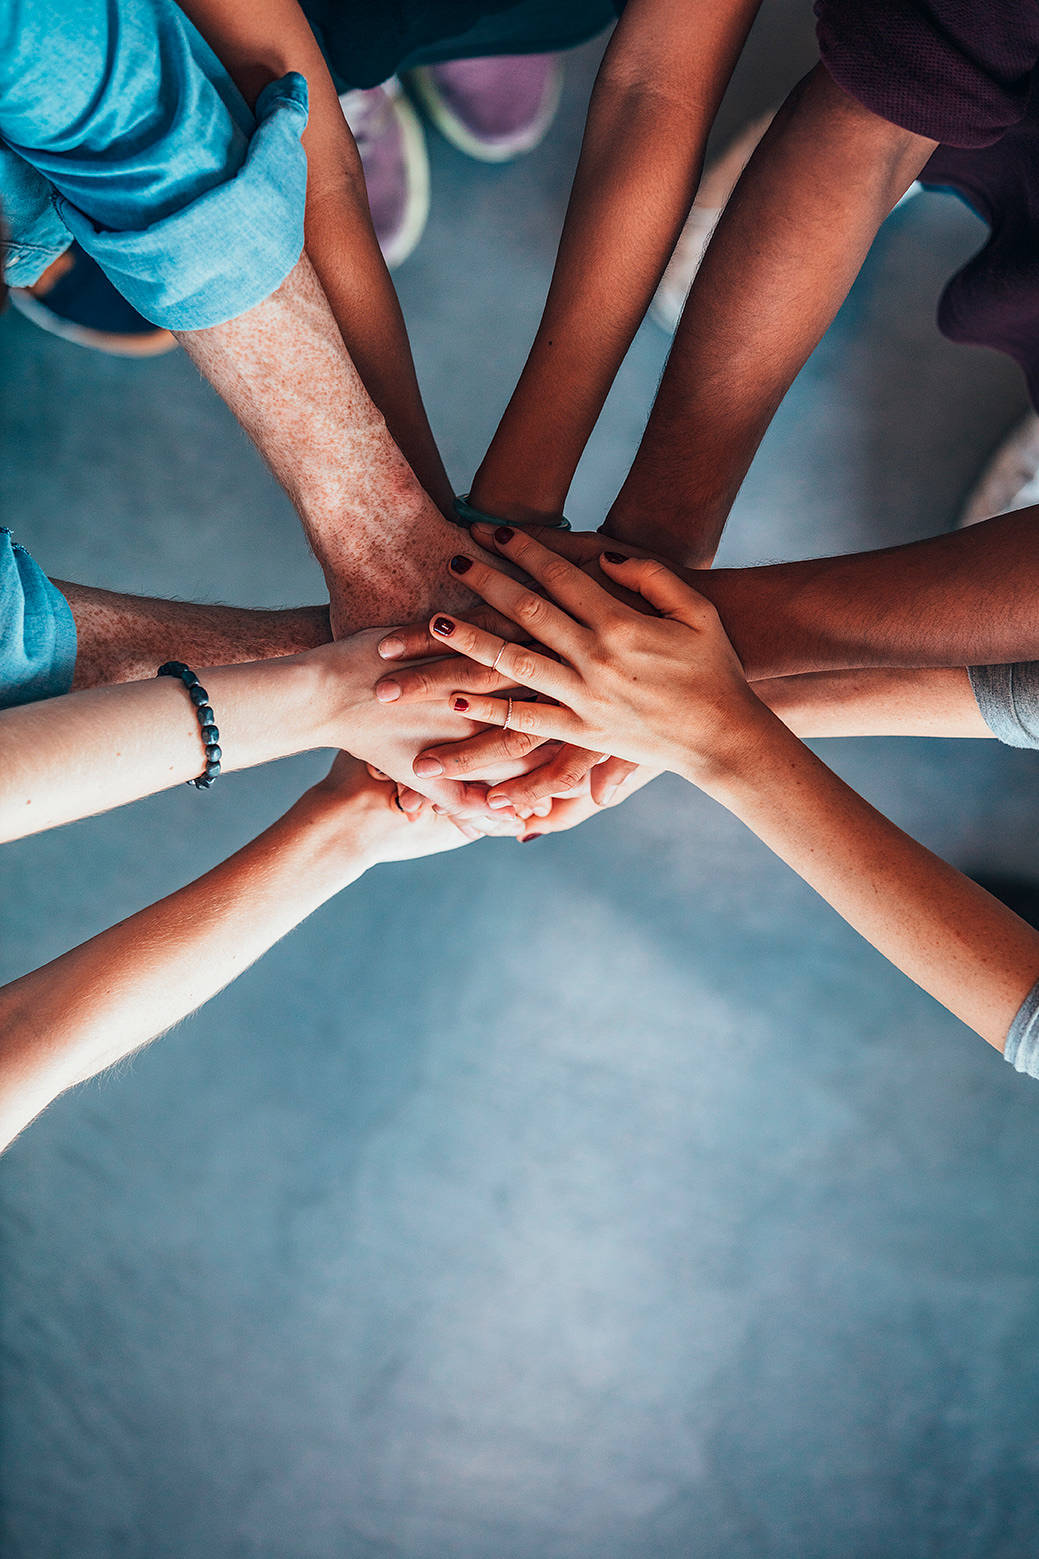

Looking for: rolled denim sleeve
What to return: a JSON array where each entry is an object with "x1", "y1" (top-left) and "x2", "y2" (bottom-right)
[
  {"x1": 968, "y1": 662, "x2": 1039, "y2": 748},
  {"x1": 0, "y1": 0, "x2": 309, "y2": 329},
  {"x1": 0, "y1": 531, "x2": 76, "y2": 709}
]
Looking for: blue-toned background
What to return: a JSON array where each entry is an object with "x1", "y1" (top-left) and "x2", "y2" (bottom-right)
[{"x1": 3, "y1": 7, "x2": 1039, "y2": 1555}]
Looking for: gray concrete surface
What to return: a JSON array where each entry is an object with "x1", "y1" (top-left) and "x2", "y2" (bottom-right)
[{"x1": 3, "y1": 12, "x2": 1039, "y2": 1557}]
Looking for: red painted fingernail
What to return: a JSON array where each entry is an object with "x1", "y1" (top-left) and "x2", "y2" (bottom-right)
[
  {"x1": 433, "y1": 616, "x2": 455, "y2": 636},
  {"x1": 520, "y1": 833, "x2": 542, "y2": 843},
  {"x1": 449, "y1": 554, "x2": 473, "y2": 574},
  {"x1": 494, "y1": 526, "x2": 514, "y2": 545},
  {"x1": 453, "y1": 697, "x2": 470, "y2": 712},
  {"x1": 603, "y1": 551, "x2": 627, "y2": 564}
]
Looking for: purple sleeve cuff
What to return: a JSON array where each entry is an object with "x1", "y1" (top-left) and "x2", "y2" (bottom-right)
[{"x1": 815, "y1": 0, "x2": 1039, "y2": 149}]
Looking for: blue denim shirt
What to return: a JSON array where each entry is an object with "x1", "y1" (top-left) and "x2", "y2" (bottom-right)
[
  {"x1": 0, "y1": 531, "x2": 76, "y2": 708},
  {"x1": 0, "y1": 0, "x2": 310, "y2": 329}
]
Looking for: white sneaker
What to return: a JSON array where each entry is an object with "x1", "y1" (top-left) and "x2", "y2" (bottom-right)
[
  {"x1": 957, "y1": 414, "x2": 1039, "y2": 527},
  {"x1": 650, "y1": 111, "x2": 924, "y2": 334}
]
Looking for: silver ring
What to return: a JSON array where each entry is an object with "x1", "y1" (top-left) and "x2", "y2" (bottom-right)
[
  {"x1": 503, "y1": 698, "x2": 514, "y2": 731},
  {"x1": 491, "y1": 642, "x2": 507, "y2": 673}
]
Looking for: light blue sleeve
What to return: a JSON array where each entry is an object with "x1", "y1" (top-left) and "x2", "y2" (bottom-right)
[
  {"x1": 0, "y1": 530, "x2": 77, "y2": 709},
  {"x1": 1004, "y1": 979, "x2": 1039, "y2": 1079},
  {"x1": 0, "y1": 0, "x2": 309, "y2": 329},
  {"x1": 968, "y1": 663, "x2": 1039, "y2": 748}
]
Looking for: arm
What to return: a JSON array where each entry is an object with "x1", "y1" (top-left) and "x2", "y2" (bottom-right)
[
  {"x1": 753, "y1": 666, "x2": 994, "y2": 739},
  {"x1": 511, "y1": 512, "x2": 1039, "y2": 681},
  {"x1": 469, "y1": 0, "x2": 764, "y2": 525},
  {"x1": 694, "y1": 508, "x2": 1039, "y2": 678},
  {"x1": 0, "y1": 621, "x2": 549, "y2": 844},
  {"x1": 176, "y1": 255, "x2": 486, "y2": 634},
  {"x1": 0, "y1": 759, "x2": 466, "y2": 1153},
  {"x1": 0, "y1": 0, "x2": 463, "y2": 629},
  {"x1": 59, "y1": 581, "x2": 330, "y2": 689},
  {"x1": 603, "y1": 63, "x2": 936, "y2": 564},
  {"x1": 175, "y1": 0, "x2": 452, "y2": 511},
  {"x1": 416, "y1": 531, "x2": 1039, "y2": 1047}
]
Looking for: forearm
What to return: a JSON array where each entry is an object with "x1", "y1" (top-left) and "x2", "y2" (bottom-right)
[
  {"x1": 177, "y1": 0, "x2": 451, "y2": 511},
  {"x1": 605, "y1": 64, "x2": 935, "y2": 564},
  {"x1": 0, "y1": 651, "x2": 336, "y2": 842},
  {"x1": 0, "y1": 789, "x2": 371, "y2": 1151},
  {"x1": 471, "y1": 0, "x2": 762, "y2": 524},
  {"x1": 176, "y1": 256, "x2": 466, "y2": 630},
  {"x1": 754, "y1": 666, "x2": 993, "y2": 739},
  {"x1": 693, "y1": 715, "x2": 1039, "y2": 1045},
  {"x1": 59, "y1": 581, "x2": 330, "y2": 689},
  {"x1": 694, "y1": 508, "x2": 1039, "y2": 680}
]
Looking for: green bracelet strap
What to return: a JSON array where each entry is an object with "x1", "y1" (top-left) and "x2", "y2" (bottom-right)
[{"x1": 451, "y1": 493, "x2": 571, "y2": 532}]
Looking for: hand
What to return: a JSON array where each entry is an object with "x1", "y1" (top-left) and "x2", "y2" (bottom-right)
[
  {"x1": 502, "y1": 761, "x2": 659, "y2": 841},
  {"x1": 307, "y1": 627, "x2": 532, "y2": 825},
  {"x1": 304, "y1": 753, "x2": 475, "y2": 862},
  {"x1": 416, "y1": 527, "x2": 774, "y2": 784}
]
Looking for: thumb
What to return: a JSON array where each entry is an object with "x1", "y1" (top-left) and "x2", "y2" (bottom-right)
[{"x1": 598, "y1": 554, "x2": 711, "y2": 626}]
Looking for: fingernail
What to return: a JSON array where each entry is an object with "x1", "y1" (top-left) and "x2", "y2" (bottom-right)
[
  {"x1": 494, "y1": 526, "x2": 514, "y2": 545},
  {"x1": 413, "y1": 756, "x2": 444, "y2": 778},
  {"x1": 601, "y1": 784, "x2": 619, "y2": 804},
  {"x1": 375, "y1": 679, "x2": 401, "y2": 703},
  {"x1": 432, "y1": 616, "x2": 455, "y2": 637},
  {"x1": 487, "y1": 795, "x2": 512, "y2": 810},
  {"x1": 378, "y1": 635, "x2": 405, "y2": 659},
  {"x1": 449, "y1": 554, "x2": 473, "y2": 575},
  {"x1": 452, "y1": 696, "x2": 470, "y2": 712},
  {"x1": 520, "y1": 833, "x2": 542, "y2": 843},
  {"x1": 602, "y1": 551, "x2": 627, "y2": 564},
  {"x1": 401, "y1": 793, "x2": 423, "y2": 813}
]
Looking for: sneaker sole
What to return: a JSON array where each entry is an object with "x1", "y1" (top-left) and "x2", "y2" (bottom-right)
[
  {"x1": 956, "y1": 413, "x2": 1039, "y2": 528},
  {"x1": 407, "y1": 63, "x2": 563, "y2": 163},
  {"x1": 9, "y1": 289, "x2": 177, "y2": 357},
  {"x1": 341, "y1": 87, "x2": 430, "y2": 270}
]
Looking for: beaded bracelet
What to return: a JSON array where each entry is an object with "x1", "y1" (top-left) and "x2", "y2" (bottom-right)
[
  {"x1": 451, "y1": 493, "x2": 571, "y2": 532},
  {"x1": 157, "y1": 660, "x2": 222, "y2": 789}
]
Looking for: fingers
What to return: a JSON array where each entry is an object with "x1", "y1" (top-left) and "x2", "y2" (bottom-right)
[
  {"x1": 376, "y1": 603, "x2": 517, "y2": 662},
  {"x1": 427, "y1": 613, "x2": 576, "y2": 703},
  {"x1": 443, "y1": 550, "x2": 589, "y2": 657},
  {"x1": 469, "y1": 524, "x2": 617, "y2": 625},
  {"x1": 597, "y1": 554, "x2": 715, "y2": 627},
  {"x1": 440, "y1": 691, "x2": 580, "y2": 748},
  {"x1": 376, "y1": 654, "x2": 513, "y2": 706},
  {"x1": 590, "y1": 755, "x2": 639, "y2": 806},
  {"x1": 411, "y1": 721, "x2": 547, "y2": 780},
  {"x1": 484, "y1": 742, "x2": 602, "y2": 813}
]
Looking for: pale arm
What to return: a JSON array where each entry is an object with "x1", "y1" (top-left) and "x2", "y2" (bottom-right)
[
  {"x1": 604, "y1": 63, "x2": 936, "y2": 564},
  {"x1": 753, "y1": 666, "x2": 994, "y2": 739},
  {"x1": 694, "y1": 714, "x2": 1039, "y2": 1047},
  {"x1": 176, "y1": 0, "x2": 452, "y2": 510},
  {"x1": 0, "y1": 762, "x2": 465, "y2": 1153},
  {"x1": 470, "y1": 0, "x2": 764, "y2": 524}
]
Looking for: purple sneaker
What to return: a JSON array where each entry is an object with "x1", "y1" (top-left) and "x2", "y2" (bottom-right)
[
  {"x1": 339, "y1": 78, "x2": 430, "y2": 269},
  {"x1": 408, "y1": 54, "x2": 564, "y2": 163}
]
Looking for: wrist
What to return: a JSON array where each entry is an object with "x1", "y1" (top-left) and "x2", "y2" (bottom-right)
[{"x1": 672, "y1": 695, "x2": 791, "y2": 795}]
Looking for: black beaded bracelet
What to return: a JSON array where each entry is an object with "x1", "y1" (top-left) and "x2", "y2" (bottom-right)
[{"x1": 157, "y1": 660, "x2": 222, "y2": 789}]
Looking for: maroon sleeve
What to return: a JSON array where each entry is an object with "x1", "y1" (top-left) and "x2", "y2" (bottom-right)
[{"x1": 814, "y1": 0, "x2": 1039, "y2": 148}]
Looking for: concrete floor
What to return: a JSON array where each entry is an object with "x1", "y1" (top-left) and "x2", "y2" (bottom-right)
[{"x1": 3, "y1": 10, "x2": 1039, "y2": 1557}]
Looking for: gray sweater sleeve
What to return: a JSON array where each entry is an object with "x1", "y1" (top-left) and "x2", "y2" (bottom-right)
[
  {"x1": 969, "y1": 663, "x2": 1039, "y2": 747},
  {"x1": 1004, "y1": 980, "x2": 1039, "y2": 1077}
]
